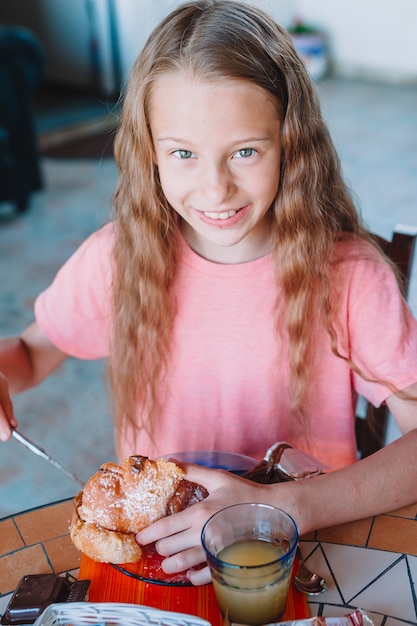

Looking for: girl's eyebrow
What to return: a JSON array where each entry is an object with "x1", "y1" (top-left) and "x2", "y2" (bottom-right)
[
  {"x1": 156, "y1": 136, "x2": 186, "y2": 143},
  {"x1": 157, "y1": 135, "x2": 272, "y2": 144}
]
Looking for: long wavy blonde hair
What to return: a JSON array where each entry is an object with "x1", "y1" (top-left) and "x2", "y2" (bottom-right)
[{"x1": 110, "y1": 0, "x2": 376, "y2": 443}]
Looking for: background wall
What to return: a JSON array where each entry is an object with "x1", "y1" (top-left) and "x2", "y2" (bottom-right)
[
  {"x1": 115, "y1": 0, "x2": 417, "y2": 88},
  {"x1": 297, "y1": 0, "x2": 417, "y2": 83},
  {"x1": 1, "y1": 0, "x2": 417, "y2": 94}
]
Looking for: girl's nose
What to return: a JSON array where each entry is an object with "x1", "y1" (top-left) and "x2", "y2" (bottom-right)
[{"x1": 201, "y1": 162, "x2": 235, "y2": 204}]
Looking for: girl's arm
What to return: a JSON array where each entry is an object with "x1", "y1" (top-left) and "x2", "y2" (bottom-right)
[
  {"x1": 136, "y1": 382, "x2": 417, "y2": 585},
  {"x1": 0, "y1": 322, "x2": 68, "y2": 439}
]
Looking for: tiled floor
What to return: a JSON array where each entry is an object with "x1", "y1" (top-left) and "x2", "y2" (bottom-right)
[{"x1": 0, "y1": 76, "x2": 417, "y2": 519}]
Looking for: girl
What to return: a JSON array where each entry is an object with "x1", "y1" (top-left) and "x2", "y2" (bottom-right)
[{"x1": 1, "y1": 0, "x2": 417, "y2": 584}]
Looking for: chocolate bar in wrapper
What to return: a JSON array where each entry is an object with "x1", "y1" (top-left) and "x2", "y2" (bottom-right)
[
  {"x1": 243, "y1": 442, "x2": 328, "y2": 484},
  {"x1": 233, "y1": 608, "x2": 374, "y2": 626}
]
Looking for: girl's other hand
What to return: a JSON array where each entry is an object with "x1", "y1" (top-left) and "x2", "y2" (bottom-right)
[
  {"x1": 0, "y1": 372, "x2": 18, "y2": 441},
  {"x1": 0, "y1": 324, "x2": 68, "y2": 442},
  {"x1": 135, "y1": 464, "x2": 271, "y2": 585}
]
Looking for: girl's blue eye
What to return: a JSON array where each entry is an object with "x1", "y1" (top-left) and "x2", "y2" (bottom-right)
[
  {"x1": 237, "y1": 148, "x2": 255, "y2": 158},
  {"x1": 174, "y1": 149, "x2": 194, "y2": 159}
]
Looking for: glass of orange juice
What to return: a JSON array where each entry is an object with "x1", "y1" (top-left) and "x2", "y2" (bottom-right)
[{"x1": 201, "y1": 503, "x2": 298, "y2": 626}]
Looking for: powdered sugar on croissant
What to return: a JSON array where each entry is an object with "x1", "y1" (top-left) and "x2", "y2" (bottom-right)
[{"x1": 70, "y1": 454, "x2": 208, "y2": 564}]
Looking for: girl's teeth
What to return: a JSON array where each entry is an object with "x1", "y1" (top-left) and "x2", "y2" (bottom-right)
[{"x1": 203, "y1": 210, "x2": 237, "y2": 220}]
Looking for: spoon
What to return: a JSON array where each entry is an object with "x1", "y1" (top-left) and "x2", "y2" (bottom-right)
[{"x1": 293, "y1": 547, "x2": 327, "y2": 595}]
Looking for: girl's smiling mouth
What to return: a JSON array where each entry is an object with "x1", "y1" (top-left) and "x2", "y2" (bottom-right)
[
  {"x1": 203, "y1": 210, "x2": 238, "y2": 220},
  {"x1": 196, "y1": 205, "x2": 250, "y2": 226}
]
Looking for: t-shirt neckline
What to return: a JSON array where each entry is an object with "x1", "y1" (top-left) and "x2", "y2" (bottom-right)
[{"x1": 179, "y1": 234, "x2": 273, "y2": 277}]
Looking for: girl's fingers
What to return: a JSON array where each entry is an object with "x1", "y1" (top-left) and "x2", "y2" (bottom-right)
[
  {"x1": 187, "y1": 565, "x2": 212, "y2": 586},
  {"x1": 161, "y1": 545, "x2": 206, "y2": 576},
  {"x1": 136, "y1": 505, "x2": 193, "y2": 545},
  {"x1": 155, "y1": 527, "x2": 195, "y2": 557},
  {"x1": 0, "y1": 375, "x2": 17, "y2": 440},
  {"x1": 182, "y1": 463, "x2": 229, "y2": 489}
]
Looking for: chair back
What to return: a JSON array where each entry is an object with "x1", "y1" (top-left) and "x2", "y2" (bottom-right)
[{"x1": 355, "y1": 226, "x2": 417, "y2": 458}]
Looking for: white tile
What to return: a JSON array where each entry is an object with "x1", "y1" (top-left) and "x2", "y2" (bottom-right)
[
  {"x1": 320, "y1": 543, "x2": 403, "y2": 604},
  {"x1": 385, "y1": 618, "x2": 417, "y2": 626},
  {"x1": 320, "y1": 605, "x2": 357, "y2": 618},
  {"x1": 353, "y1": 557, "x2": 416, "y2": 622}
]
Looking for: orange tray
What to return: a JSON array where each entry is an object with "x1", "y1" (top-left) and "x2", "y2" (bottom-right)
[{"x1": 79, "y1": 552, "x2": 309, "y2": 625}]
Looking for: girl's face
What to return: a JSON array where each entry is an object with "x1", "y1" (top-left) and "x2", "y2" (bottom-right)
[{"x1": 150, "y1": 74, "x2": 282, "y2": 263}]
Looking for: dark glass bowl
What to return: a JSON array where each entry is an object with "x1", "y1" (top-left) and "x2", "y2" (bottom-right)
[{"x1": 165, "y1": 450, "x2": 257, "y2": 475}]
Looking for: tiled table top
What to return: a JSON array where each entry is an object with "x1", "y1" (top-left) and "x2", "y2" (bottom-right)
[
  {"x1": 301, "y1": 502, "x2": 417, "y2": 625},
  {"x1": 0, "y1": 498, "x2": 416, "y2": 624}
]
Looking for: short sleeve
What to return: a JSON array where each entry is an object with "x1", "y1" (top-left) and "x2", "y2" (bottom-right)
[
  {"x1": 333, "y1": 242, "x2": 417, "y2": 405},
  {"x1": 34, "y1": 223, "x2": 114, "y2": 359}
]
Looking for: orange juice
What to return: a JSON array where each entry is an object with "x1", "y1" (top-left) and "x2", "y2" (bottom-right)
[{"x1": 212, "y1": 539, "x2": 290, "y2": 625}]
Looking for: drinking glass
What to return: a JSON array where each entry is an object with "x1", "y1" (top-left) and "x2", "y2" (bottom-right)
[{"x1": 201, "y1": 503, "x2": 298, "y2": 626}]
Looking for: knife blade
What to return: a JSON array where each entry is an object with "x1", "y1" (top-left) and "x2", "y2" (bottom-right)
[{"x1": 12, "y1": 429, "x2": 85, "y2": 487}]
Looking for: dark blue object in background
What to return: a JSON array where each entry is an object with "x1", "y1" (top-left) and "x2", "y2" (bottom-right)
[{"x1": 0, "y1": 26, "x2": 44, "y2": 213}]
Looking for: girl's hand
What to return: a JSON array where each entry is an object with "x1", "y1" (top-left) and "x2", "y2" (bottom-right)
[
  {"x1": 0, "y1": 372, "x2": 18, "y2": 441},
  {"x1": 135, "y1": 464, "x2": 273, "y2": 585},
  {"x1": 0, "y1": 324, "x2": 68, "y2": 442}
]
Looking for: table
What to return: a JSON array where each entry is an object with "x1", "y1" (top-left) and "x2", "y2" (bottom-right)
[{"x1": 0, "y1": 498, "x2": 416, "y2": 624}]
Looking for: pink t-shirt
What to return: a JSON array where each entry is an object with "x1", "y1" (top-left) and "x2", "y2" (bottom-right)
[{"x1": 35, "y1": 223, "x2": 417, "y2": 469}]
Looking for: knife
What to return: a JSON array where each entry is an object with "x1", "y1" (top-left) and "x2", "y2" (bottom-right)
[{"x1": 12, "y1": 429, "x2": 85, "y2": 487}]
